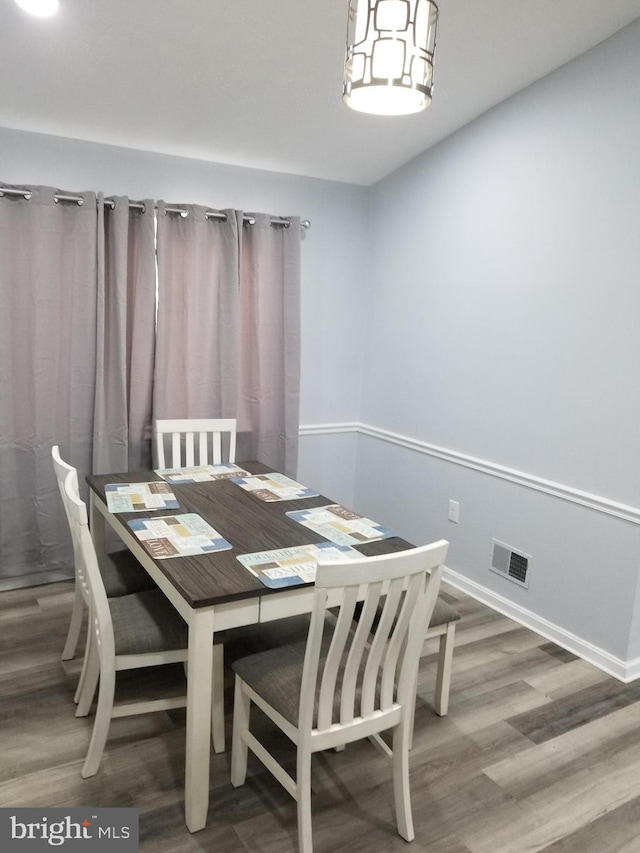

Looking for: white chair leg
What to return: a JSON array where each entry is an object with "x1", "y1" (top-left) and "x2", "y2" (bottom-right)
[
  {"x1": 296, "y1": 747, "x2": 314, "y2": 853},
  {"x1": 230, "y1": 677, "x2": 250, "y2": 787},
  {"x1": 407, "y1": 670, "x2": 418, "y2": 751},
  {"x1": 211, "y1": 643, "x2": 225, "y2": 754},
  {"x1": 434, "y1": 622, "x2": 456, "y2": 717},
  {"x1": 74, "y1": 625, "x2": 93, "y2": 704},
  {"x1": 82, "y1": 662, "x2": 115, "y2": 778},
  {"x1": 75, "y1": 642, "x2": 99, "y2": 718},
  {"x1": 392, "y1": 719, "x2": 414, "y2": 842},
  {"x1": 296, "y1": 744, "x2": 313, "y2": 853},
  {"x1": 62, "y1": 585, "x2": 85, "y2": 661}
]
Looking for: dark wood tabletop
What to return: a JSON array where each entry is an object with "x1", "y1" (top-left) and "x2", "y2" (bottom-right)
[{"x1": 86, "y1": 461, "x2": 414, "y2": 609}]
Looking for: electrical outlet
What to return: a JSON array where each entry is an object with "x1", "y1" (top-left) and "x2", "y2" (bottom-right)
[{"x1": 448, "y1": 499, "x2": 459, "y2": 523}]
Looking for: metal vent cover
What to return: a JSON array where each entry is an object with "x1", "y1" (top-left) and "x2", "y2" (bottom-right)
[{"x1": 490, "y1": 540, "x2": 531, "y2": 589}]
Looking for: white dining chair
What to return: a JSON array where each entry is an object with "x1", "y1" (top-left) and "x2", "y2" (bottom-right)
[
  {"x1": 154, "y1": 416, "x2": 240, "y2": 749},
  {"x1": 52, "y1": 446, "x2": 156, "y2": 702},
  {"x1": 154, "y1": 418, "x2": 237, "y2": 469},
  {"x1": 60, "y1": 466, "x2": 193, "y2": 777},
  {"x1": 230, "y1": 539, "x2": 449, "y2": 853}
]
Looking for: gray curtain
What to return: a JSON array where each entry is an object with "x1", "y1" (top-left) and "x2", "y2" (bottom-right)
[
  {"x1": 154, "y1": 206, "x2": 302, "y2": 475},
  {"x1": 236, "y1": 213, "x2": 302, "y2": 475},
  {"x1": 93, "y1": 195, "x2": 156, "y2": 474},
  {"x1": 153, "y1": 203, "x2": 240, "y2": 420},
  {"x1": 0, "y1": 185, "x2": 98, "y2": 579}
]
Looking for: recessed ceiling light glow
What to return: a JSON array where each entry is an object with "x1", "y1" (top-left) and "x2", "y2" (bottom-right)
[{"x1": 15, "y1": 0, "x2": 59, "y2": 17}]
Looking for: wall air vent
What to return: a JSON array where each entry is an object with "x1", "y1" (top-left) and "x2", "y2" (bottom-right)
[{"x1": 490, "y1": 539, "x2": 531, "y2": 589}]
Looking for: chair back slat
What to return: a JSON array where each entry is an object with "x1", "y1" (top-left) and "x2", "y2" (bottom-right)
[
  {"x1": 381, "y1": 574, "x2": 421, "y2": 708},
  {"x1": 173, "y1": 432, "x2": 184, "y2": 466},
  {"x1": 298, "y1": 587, "x2": 330, "y2": 733},
  {"x1": 397, "y1": 560, "x2": 444, "y2": 700},
  {"x1": 300, "y1": 541, "x2": 448, "y2": 735},
  {"x1": 339, "y1": 581, "x2": 383, "y2": 723},
  {"x1": 317, "y1": 585, "x2": 358, "y2": 730},
  {"x1": 210, "y1": 431, "x2": 220, "y2": 465},
  {"x1": 155, "y1": 418, "x2": 237, "y2": 468},
  {"x1": 361, "y1": 578, "x2": 403, "y2": 715}
]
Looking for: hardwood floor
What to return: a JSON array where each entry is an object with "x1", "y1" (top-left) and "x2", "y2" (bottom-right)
[{"x1": 1, "y1": 579, "x2": 639, "y2": 852}]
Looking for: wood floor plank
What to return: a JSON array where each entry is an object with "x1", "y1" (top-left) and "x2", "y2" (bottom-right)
[
  {"x1": 484, "y1": 699, "x2": 640, "y2": 800},
  {"x1": 409, "y1": 719, "x2": 532, "y2": 801},
  {"x1": 541, "y1": 795, "x2": 640, "y2": 853},
  {"x1": 462, "y1": 738, "x2": 640, "y2": 853},
  {"x1": 538, "y1": 642, "x2": 579, "y2": 663},
  {"x1": 523, "y1": 657, "x2": 610, "y2": 699},
  {"x1": 506, "y1": 677, "x2": 640, "y2": 744},
  {"x1": 420, "y1": 646, "x2": 565, "y2": 708},
  {"x1": 431, "y1": 626, "x2": 553, "y2": 677},
  {"x1": 447, "y1": 679, "x2": 552, "y2": 734}
]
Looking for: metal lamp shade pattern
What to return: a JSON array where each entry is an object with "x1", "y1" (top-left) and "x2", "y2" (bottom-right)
[{"x1": 343, "y1": 0, "x2": 438, "y2": 115}]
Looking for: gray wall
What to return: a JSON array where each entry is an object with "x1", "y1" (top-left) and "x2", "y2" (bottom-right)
[{"x1": 355, "y1": 20, "x2": 640, "y2": 664}]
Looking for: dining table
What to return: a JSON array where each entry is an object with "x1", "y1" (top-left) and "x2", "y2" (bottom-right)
[{"x1": 86, "y1": 461, "x2": 413, "y2": 832}]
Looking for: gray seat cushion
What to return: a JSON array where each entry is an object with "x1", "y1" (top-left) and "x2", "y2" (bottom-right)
[
  {"x1": 110, "y1": 589, "x2": 188, "y2": 655},
  {"x1": 221, "y1": 615, "x2": 312, "y2": 661},
  {"x1": 100, "y1": 549, "x2": 157, "y2": 597},
  {"x1": 236, "y1": 627, "x2": 359, "y2": 729},
  {"x1": 110, "y1": 594, "x2": 312, "y2": 661},
  {"x1": 233, "y1": 640, "x2": 308, "y2": 726},
  {"x1": 337, "y1": 593, "x2": 461, "y2": 634},
  {"x1": 231, "y1": 600, "x2": 462, "y2": 721},
  {"x1": 232, "y1": 617, "x2": 392, "y2": 729},
  {"x1": 429, "y1": 596, "x2": 461, "y2": 628}
]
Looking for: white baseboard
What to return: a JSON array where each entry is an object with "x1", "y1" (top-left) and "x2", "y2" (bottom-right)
[
  {"x1": 622, "y1": 656, "x2": 640, "y2": 683},
  {"x1": 443, "y1": 566, "x2": 635, "y2": 683}
]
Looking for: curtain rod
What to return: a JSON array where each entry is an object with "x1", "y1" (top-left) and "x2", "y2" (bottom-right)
[{"x1": 0, "y1": 186, "x2": 311, "y2": 229}]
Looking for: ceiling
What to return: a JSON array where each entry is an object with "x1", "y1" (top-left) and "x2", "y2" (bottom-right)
[{"x1": 1, "y1": 0, "x2": 639, "y2": 186}]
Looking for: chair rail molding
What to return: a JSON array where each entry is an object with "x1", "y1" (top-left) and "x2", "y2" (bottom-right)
[
  {"x1": 299, "y1": 422, "x2": 360, "y2": 436},
  {"x1": 298, "y1": 421, "x2": 640, "y2": 525}
]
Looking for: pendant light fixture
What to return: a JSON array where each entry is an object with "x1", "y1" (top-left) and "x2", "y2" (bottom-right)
[{"x1": 343, "y1": 0, "x2": 438, "y2": 116}]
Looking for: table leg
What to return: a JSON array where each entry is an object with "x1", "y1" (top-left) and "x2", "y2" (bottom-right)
[
  {"x1": 185, "y1": 607, "x2": 215, "y2": 832},
  {"x1": 89, "y1": 491, "x2": 106, "y2": 556}
]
